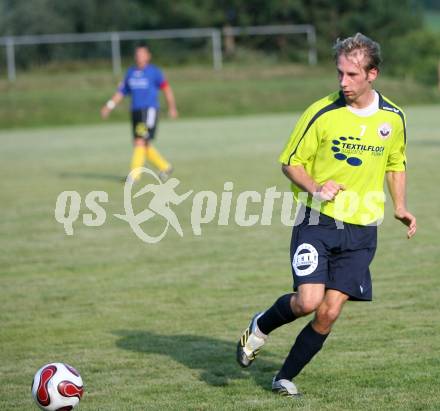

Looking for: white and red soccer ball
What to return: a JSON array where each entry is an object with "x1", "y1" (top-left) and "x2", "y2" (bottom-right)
[{"x1": 31, "y1": 363, "x2": 84, "y2": 410}]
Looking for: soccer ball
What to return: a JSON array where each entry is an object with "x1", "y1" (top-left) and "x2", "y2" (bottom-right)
[{"x1": 31, "y1": 363, "x2": 84, "y2": 410}]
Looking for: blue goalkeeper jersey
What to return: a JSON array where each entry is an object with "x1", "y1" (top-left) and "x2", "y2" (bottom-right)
[{"x1": 118, "y1": 64, "x2": 167, "y2": 111}]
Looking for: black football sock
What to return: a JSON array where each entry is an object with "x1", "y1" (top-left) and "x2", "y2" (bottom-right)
[
  {"x1": 256, "y1": 293, "x2": 297, "y2": 335},
  {"x1": 276, "y1": 321, "x2": 329, "y2": 381}
]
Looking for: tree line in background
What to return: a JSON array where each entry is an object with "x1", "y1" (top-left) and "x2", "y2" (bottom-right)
[{"x1": 0, "y1": 0, "x2": 439, "y2": 85}]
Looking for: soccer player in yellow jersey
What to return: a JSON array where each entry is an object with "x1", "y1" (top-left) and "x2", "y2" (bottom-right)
[
  {"x1": 101, "y1": 44, "x2": 178, "y2": 182},
  {"x1": 237, "y1": 33, "x2": 417, "y2": 397}
]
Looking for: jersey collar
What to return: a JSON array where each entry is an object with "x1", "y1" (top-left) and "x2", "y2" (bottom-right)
[{"x1": 346, "y1": 90, "x2": 379, "y2": 117}]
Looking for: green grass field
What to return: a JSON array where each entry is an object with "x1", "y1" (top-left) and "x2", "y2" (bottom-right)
[
  {"x1": 1, "y1": 64, "x2": 439, "y2": 129},
  {"x1": 1, "y1": 107, "x2": 439, "y2": 410}
]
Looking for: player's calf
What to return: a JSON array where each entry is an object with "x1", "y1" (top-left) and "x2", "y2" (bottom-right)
[{"x1": 236, "y1": 293, "x2": 298, "y2": 368}]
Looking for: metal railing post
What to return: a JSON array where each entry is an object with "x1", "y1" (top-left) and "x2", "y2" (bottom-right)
[
  {"x1": 6, "y1": 37, "x2": 16, "y2": 82},
  {"x1": 211, "y1": 30, "x2": 222, "y2": 70},
  {"x1": 111, "y1": 32, "x2": 122, "y2": 76},
  {"x1": 307, "y1": 26, "x2": 317, "y2": 66}
]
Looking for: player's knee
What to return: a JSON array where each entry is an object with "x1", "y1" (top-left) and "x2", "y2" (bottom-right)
[
  {"x1": 316, "y1": 305, "x2": 341, "y2": 325},
  {"x1": 294, "y1": 297, "x2": 321, "y2": 316},
  {"x1": 134, "y1": 138, "x2": 145, "y2": 146}
]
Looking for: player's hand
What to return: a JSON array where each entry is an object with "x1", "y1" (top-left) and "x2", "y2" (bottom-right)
[
  {"x1": 394, "y1": 208, "x2": 417, "y2": 239},
  {"x1": 316, "y1": 180, "x2": 345, "y2": 201},
  {"x1": 101, "y1": 106, "x2": 111, "y2": 119},
  {"x1": 168, "y1": 107, "x2": 178, "y2": 119}
]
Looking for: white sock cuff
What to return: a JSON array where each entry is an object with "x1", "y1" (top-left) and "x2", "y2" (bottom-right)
[{"x1": 253, "y1": 314, "x2": 268, "y2": 339}]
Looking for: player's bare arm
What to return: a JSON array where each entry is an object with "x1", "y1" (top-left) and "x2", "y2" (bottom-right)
[
  {"x1": 282, "y1": 164, "x2": 344, "y2": 201},
  {"x1": 162, "y1": 85, "x2": 178, "y2": 119},
  {"x1": 101, "y1": 91, "x2": 124, "y2": 119},
  {"x1": 386, "y1": 171, "x2": 417, "y2": 238}
]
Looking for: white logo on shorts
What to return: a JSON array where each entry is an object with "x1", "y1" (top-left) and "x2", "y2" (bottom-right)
[{"x1": 292, "y1": 243, "x2": 319, "y2": 276}]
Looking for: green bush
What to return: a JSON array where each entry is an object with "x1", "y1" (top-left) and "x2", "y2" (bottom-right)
[{"x1": 385, "y1": 29, "x2": 440, "y2": 85}]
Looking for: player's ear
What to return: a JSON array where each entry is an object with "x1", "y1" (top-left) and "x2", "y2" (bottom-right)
[{"x1": 367, "y1": 67, "x2": 378, "y2": 83}]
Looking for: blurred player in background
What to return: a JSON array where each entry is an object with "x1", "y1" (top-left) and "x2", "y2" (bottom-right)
[{"x1": 101, "y1": 44, "x2": 178, "y2": 182}]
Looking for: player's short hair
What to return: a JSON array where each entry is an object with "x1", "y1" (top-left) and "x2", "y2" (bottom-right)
[
  {"x1": 333, "y1": 33, "x2": 381, "y2": 71},
  {"x1": 135, "y1": 42, "x2": 150, "y2": 51}
]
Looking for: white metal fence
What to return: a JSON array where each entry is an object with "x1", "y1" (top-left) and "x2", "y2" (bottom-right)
[{"x1": 0, "y1": 25, "x2": 317, "y2": 81}]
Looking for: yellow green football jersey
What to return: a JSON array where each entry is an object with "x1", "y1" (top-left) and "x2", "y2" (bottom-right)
[{"x1": 279, "y1": 91, "x2": 407, "y2": 225}]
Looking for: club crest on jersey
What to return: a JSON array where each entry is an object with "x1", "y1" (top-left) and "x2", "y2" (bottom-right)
[{"x1": 378, "y1": 123, "x2": 392, "y2": 140}]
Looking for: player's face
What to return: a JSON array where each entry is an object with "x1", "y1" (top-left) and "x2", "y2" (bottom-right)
[
  {"x1": 135, "y1": 47, "x2": 151, "y2": 68},
  {"x1": 337, "y1": 53, "x2": 378, "y2": 106}
]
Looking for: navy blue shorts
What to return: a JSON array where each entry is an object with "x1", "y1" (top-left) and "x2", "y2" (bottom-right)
[{"x1": 290, "y1": 207, "x2": 377, "y2": 301}]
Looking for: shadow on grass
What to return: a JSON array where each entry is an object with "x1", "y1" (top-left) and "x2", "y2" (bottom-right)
[
  {"x1": 59, "y1": 172, "x2": 125, "y2": 182},
  {"x1": 113, "y1": 330, "x2": 279, "y2": 391}
]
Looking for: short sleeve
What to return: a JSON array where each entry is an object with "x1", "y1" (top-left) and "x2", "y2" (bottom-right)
[
  {"x1": 155, "y1": 68, "x2": 167, "y2": 89},
  {"x1": 386, "y1": 114, "x2": 407, "y2": 172},
  {"x1": 279, "y1": 108, "x2": 321, "y2": 166}
]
